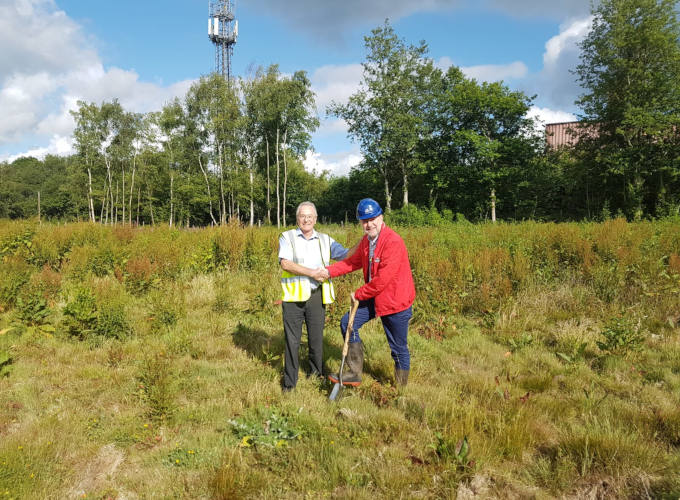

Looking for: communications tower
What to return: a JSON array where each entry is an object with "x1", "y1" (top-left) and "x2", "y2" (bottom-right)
[{"x1": 208, "y1": 0, "x2": 238, "y2": 81}]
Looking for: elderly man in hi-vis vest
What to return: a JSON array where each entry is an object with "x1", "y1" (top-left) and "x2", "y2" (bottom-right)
[{"x1": 278, "y1": 201, "x2": 353, "y2": 392}]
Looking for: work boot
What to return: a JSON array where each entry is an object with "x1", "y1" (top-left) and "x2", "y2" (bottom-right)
[
  {"x1": 328, "y1": 341, "x2": 363, "y2": 386},
  {"x1": 394, "y1": 368, "x2": 409, "y2": 387}
]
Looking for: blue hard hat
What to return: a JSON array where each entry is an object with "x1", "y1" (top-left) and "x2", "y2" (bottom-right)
[{"x1": 356, "y1": 198, "x2": 383, "y2": 220}]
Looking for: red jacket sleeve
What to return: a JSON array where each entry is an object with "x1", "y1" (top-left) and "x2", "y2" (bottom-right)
[
  {"x1": 327, "y1": 237, "x2": 365, "y2": 277},
  {"x1": 353, "y1": 237, "x2": 405, "y2": 301}
]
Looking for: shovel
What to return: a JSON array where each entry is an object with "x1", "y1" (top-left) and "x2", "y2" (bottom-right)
[{"x1": 329, "y1": 297, "x2": 359, "y2": 401}]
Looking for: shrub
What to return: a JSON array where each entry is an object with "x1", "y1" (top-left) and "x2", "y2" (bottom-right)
[
  {"x1": 387, "y1": 204, "x2": 453, "y2": 227},
  {"x1": 0, "y1": 256, "x2": 32, "y2": 311},
  {"x1": 123, "y1": 256, "x2": 159, "y2": 295},
  {"x1": 138, "y1": 349, "x2": 176, "y2": 420},
  {"x1": 15, "y1": 291, "x2": 50, "y2": 327},
  {"x1": 96, "y1": 301, "x2": 132, "y2": 340},
  {"x1": 146, "y1": 287, "x2": 184, "y2": 334},
  {"x1": 597, "y1": 316, "x2": 645, "y2": 355},
  {"x1": 62, "y1": 286, "x2": 98, "y2": 339}
]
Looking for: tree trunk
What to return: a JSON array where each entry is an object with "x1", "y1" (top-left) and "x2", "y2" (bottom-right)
[
  {"x1": 219, "y1": 143, "x2": 226, "y2": 225},
  {"x1": 169, "y1": 172, "x2": 174, "y2": 228},
  {"x1": 282, "y1": 130, "x2": 288, "y2": 227},
  {"x1": 491, "y1": 188, "x2": 496, "y2": 223},
  {"x1": 384, "y1": 175, "x2": 392, "y2": 213},
  {"x1": 136, "y1": 186, "x2": 141, "y2": 226},
  {"x1": 198, "y1": 154, "x2": 218, "y2": 225},
  {"x1": 128, "y1": 154, "x2": 137, "y2": 225},
  {"x1": 101, "y1": 178, "x2": 108, "y2": 224},
  {"x1": 249, "y1": 165, "x2": 254, "y2": 227},
  {"x1": 87, "y1": 167, "x2": 95, "y2": 222},
  {"x1": 121, "y1": 165, "x2": 125, "y2": 224},
  {"x1": 105, "y1": 158, "x2": 114, "y2": 225},
  {"x1": 37, "y1": 191, "x2": 41, "y2": 224},
  {"x1": 114, "y1": 180, "x2": 119, "y2": 225},
  {"x1": 148, "y1": 187, "x2": 155, "y2": 225},
  {"x1": 266, "y1": 136, "x2": 271, "y2": 225},
  {"x1": 402, "y1": 159, "x2": 409, "y2": 206},
  {"x1": 276, "y1": 127, "x2": 280, "y2": 228}
]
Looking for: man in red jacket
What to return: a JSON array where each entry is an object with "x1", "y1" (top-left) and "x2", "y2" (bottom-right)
[{"x1": 314, "y1": 198, "x2": 416, "y2": 387}]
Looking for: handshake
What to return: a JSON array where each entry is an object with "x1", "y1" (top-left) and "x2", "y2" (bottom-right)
[{"x1": 312, "y1": 267, "x2": 330, "y2": 282}]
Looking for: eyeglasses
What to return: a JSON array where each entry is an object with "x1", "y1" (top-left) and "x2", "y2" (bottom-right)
[{"x1": 298, "y1": 214, "x2": 316, "y2": 221}]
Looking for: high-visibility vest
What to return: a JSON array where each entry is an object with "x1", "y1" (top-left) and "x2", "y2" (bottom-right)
[{"x1": 280, "y1": 229, "x2": 336, "y2": 304}]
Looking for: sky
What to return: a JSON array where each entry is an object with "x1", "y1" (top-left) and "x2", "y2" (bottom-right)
[{"x1": 0, "y1": 0, "x2": 593, "y2": 175}]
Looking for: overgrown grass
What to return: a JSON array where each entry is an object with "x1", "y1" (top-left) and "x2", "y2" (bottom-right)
[{"x1": 0, "y1": 218, "x2": 679, "y2": 498}]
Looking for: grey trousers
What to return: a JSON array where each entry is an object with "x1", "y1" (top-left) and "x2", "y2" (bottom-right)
[{"x1": 282, "y1": 288, "x2": 325, "y2": 388}]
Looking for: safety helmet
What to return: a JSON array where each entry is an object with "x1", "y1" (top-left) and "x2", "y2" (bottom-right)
[{"x1": 356, "y1": 198, "x2": 383, "y2": 220}]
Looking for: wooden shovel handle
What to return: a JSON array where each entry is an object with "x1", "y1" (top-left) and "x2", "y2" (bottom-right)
[{"x1": 342, "y1": 297, "x2": 360, "y2": 358}]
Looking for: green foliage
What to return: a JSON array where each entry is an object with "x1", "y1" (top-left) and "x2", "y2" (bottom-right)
[
  {"x1": 597, "y1": 316, "x2": 646, "y2": 355},
  {"x1": 15, "y1": 292, "x2": 50, "y2": 327},
  {"x1": 228, "y1": 409, "x2": 302, "y2": 448},
  {"x1": 146, "y1": 287, "x2": 184, "y2": 334},
  {"x1": 96, "y1": 301, "x2": 132, "y2": 340},
  {"x1": 430, "y1": 433, "x2": 473, "y2": 469},
  {"x1": 574, "y1": 0, "x2": 680, "y2": 218},
  {"x1": 1, "y1": 220, "x2": 680, "y2": 497},
  {"x1": 556, "y1": 342, "x2": 588, "y2": 365},
  {"x1": 138, "y1": 350, "x2": 176, "y2": 420},
  {"x1": 61, "y1": 287, "x2": 98, "y2": 338},
  {"x1": 0, "y1": 350, "x2": 11, "y2": 377},
  {"x1": 387, "y1": 204, "x2": 453, "y2": 227},
  {"x1": 508, "y1": 332, "x2": 534, "y2": 352},
  {"x1": 0, "y1": 256, "x2": 32, "y2": 310}
]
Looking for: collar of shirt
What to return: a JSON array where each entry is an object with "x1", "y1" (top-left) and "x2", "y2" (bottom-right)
[{"x1": 296, "y1": 227, "x2": 318, "y2": 241}]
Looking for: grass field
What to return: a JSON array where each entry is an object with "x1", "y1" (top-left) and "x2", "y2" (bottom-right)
[{"x1": 1, "y1": 218, "x2": 680, "y2": 498}]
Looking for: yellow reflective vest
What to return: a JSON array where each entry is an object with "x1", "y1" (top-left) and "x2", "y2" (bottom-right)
[{"x1": 280, "y1": 229, "x2": 336, "y2": 304}]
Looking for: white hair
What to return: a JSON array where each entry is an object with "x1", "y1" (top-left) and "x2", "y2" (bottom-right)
[{"x1": 296, "y1": 201, "x2": 317, "y2": 218}]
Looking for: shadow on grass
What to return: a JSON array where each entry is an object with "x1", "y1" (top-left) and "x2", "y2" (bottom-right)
[
  {"x1": 233, "y1": 321, "x2": 337, "y2": 386},
  {"x1": 232, "y1": 321, "x2": 285, "y2": 371}
]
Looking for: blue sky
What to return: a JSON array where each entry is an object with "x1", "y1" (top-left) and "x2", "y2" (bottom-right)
[{"x1": 0, "y1": 0, "x2": 592, "y2": 174}]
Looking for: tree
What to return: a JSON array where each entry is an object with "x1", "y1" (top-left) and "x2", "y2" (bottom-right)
[
  {"x1": 574, "y1": 0, "x2": 680, "y2": 217},
  {"x1": 329, "y1": 20, "x2": 433, "y2": 211},
  {"x1": 422, "y1": 67, "x2": 541, "y2": 221},
  {"x1": 245, "y1": 66, "x2": 318, "y2": 227}
]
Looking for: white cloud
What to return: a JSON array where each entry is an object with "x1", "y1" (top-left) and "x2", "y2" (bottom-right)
[
  {"x1": 1, "y1": 134, "x2": 73, "y2": 163},
  {"x1": 310, "y1": 63, "x2": 363, "y2": 115},
  {"x1": 529, "y1": 17, "x2": 592, "y2": 109},
  {"x1": 543, "y1": 17, "x2": 592, "y2": 69},
  {"x1": 0, "y1": 0, "x2": 194, "y2": 161},
  {"x1": 527, "y1": 106, "x2": 577, "y2": 126},
  {"x1": 303, "y1": 149, "x2": 362, "y2": 177},
  {"x1": 460, "y1": 61, "x2": 528, "y2": 82}
]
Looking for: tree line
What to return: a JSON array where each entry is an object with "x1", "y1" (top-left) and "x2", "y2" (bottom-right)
[{"x1": 2, "y1": 0, "x2": 679, "y2": 224}]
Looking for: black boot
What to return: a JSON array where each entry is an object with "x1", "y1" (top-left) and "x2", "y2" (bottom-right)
[
  {"x1": 394, "y1": 368, "x2": 409, "y2": 387},
  {"x1": 328, "y1": 341, "x2": 364, "y2": 386}
]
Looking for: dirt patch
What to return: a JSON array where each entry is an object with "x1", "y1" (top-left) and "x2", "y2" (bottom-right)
[{"x1": 69, "y1": 443, "x2": 127, "y2": 497}]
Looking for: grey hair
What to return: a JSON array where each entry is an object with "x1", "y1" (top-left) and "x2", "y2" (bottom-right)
[{"x1": 296, "y1": 201, "x2": 317, "y2": 218}]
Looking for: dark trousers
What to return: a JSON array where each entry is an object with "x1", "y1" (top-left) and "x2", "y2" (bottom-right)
[
  {"x1": 340, "y1": 300, "x2": 412, "y2": 370},
  {"x1": 282, "y1": 288, "x2": 325, "y2": 388}
]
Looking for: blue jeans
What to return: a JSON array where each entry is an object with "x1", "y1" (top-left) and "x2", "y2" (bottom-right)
[{"x1": 340, "y1": 300, "x2": 412, "y2": 370}]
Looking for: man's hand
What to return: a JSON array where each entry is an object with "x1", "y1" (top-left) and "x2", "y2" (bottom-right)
[{"x1": 312, "y1": 267, "x2": 330, "y2": 282}]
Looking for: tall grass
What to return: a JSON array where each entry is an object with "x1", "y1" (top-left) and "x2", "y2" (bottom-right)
[{"x1": 0, "y1": 218, "x2": 679, "y2": 498}]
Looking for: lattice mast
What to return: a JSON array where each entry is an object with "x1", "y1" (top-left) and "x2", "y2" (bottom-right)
[{"x1": 208, "y1": 0, "x2": 238, "y2": 81}]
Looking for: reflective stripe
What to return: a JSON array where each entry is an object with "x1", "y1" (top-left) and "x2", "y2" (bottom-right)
[
  {"x1": 280, "y1": 229, "x2": 335, "y2": 304},
  {"x1": 318, "y1": 233, "x2": 335, "y2": 305}
]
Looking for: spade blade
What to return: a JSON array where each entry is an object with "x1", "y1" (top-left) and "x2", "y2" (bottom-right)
[{"x1": 329, "y1": 382, "x2": 342, "y2": 401}]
